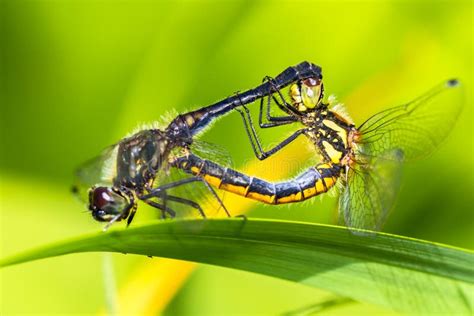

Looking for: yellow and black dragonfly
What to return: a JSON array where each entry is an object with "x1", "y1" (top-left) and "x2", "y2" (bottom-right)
[
  {"x1": 175, "y1": 66, "x2": 462, "y2": 231},
  {"x1": 73, "y1": 62, "x2": 322, "y2": 228}
]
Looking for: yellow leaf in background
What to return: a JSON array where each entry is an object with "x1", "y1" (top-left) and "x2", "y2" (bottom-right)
[{"x1": 99, "y1": 259, "x2": 195, "y2": 316}]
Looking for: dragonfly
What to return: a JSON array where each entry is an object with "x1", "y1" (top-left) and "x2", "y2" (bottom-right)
[
  {"x1": 175, "y1": 67, "x2": 462, "y2": 232},
  {"x1": 73, "y1": 62, "x2": 322, "y2": 228}
]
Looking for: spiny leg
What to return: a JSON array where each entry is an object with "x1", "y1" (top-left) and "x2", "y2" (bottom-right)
[
  {"x1": 151, "y1": 190, "x2": 172, "y2": 220},
  {"x1": 141, "y1": 177, "x2": 204, "y2": 199},
  {"x1": 261, "y1": 76, "x2": 292, "y2": 116},
  {"x1": 254, "y1": 76, "x2": 298, "y2": 127},
  {"x1": 261, "y1": 75, "x2": 303, "y2": 119},
  {"x1": 147, "y1": 187, "x2": 206, "y2": 218},
  {"x1": 141, "y1": 176, "x2": 230, "y2": 218},
  {"x1": 234, "y1": 92, "x2": 300, "y2": 160},
  {"x1": 259, "y1": 97, "x2": 297, "y2": 127},
  {"x1": 144, "y1": 200, "x2": 176, "y2": 219},
  {"x1": 200, "y1": 178, "x2": 230, "y2": 217},
  {"x1": 234, "y1": 107, "x2": 309, "y2": 160},
  {"x1": 235, "y1": 105, "x2": 265, "y2": 159},
  {"x1": 165, "y1": 195, "x2": 206, "y2": 218},
  {"x1": 126, "y1": 204, "x2": 138, "y2": 226},
  {"x1": 141, "y1": 177, "x2": 203, "y2": 218},
  {"x1": 251, "y1": 126, "x2": 309, "y2": 160}
]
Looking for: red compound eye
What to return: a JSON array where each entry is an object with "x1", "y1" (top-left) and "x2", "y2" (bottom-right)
[
  {"x1": 88, "y1": 186, "x2": 130, "y2": 222},
  {"x1": 91, "y1": 187, "x2": 114, "y2": 210},
  {"x1": 303, "y1": 77, "x2": 320, "y2": 87}
]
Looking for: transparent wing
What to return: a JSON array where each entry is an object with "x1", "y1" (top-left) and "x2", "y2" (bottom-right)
[
  {"x1": 358, "y1": 80, "x2": 463, "y2": 161},
  {"x1": 72, "y1": 144, "x2": 119, "y2": 203},
  {"x1": 339, "y1": 149, "x2": 404, "y2": 233},
  {"x1": 193, "y1": 140, "x2": 233, "y2": 216},
  {"x1": 192, "y1": 139, "x2": 233, "y2": 169}
]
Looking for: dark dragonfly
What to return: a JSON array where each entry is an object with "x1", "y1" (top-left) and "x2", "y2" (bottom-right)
[
  {"x1": 73, "y1": 62, "x2": 322, "y2": 228},
  {"x1": 175, "y1": 67, "x2": 462, "y2": 232}
]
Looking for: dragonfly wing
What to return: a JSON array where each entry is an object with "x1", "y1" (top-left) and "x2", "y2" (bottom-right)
[
  {"x1": 191, "y1": 139, "x2": 233, "y2": 169},
  {"x1": 192, "y1": 139, "x2": 233, "y2": 214},
  {"x1": 72, "y1": 144, "x2": 118, "y2": 203},
  {"x1": 358, "y1": 80, "x2": 463, "y2": 161},
  {"x1": 339, "y1": 149, "x2": 404, "y2": 233}
]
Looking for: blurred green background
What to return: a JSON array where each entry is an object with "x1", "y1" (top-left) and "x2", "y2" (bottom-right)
[{"x1": 1, "y1": 0, "x2": 472, "y2": 315}]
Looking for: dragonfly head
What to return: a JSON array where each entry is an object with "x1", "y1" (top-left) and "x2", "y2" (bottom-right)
[
  {"x1": 88, "y1": 186, "x2": 134, "y2": 222},
  {"x1": 289, "y1": 77, "x2": 324, "y2": 113}
]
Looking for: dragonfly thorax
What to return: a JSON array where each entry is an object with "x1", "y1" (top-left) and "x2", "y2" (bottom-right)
[
  {"x1": 114, "y1": 129, "x2": 170, "y2": 190},
  {"x1": 304, "y1": 108, "x2": 355, "y2": 165}
]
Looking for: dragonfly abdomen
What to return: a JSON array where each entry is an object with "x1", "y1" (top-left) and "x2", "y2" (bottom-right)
[
  {"x1": 292, "y1": 164, "x2": 341, "y2": 201},
  {"x1": 165, "y1": 62, "x2": 322, "y2": 138},
  {"x1": 174, "y1": 154, "x2": 341, "y2": 205}
]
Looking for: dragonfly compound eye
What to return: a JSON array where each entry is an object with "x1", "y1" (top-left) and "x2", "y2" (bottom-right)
[
  {"x1": 301, "y1": 77, "x2": 324, "y2": 109},
  {"x1": 89, "y1": 187, "x2": 130, "y2": 222}
]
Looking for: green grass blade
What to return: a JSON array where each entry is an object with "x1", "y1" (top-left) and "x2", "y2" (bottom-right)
[{"x1": 1, "y1": 218, "x2": 473, "y2": 314}]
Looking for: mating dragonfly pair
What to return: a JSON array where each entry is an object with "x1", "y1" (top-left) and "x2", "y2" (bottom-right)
[{"x1": 73, "y1": 61, "x2": 462, "y2": 232}]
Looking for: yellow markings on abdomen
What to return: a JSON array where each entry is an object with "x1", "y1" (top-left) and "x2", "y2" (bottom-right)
[
  {"x1": 276, "y1": 191, "x2": 303, "y2": 204},
  {"x1": 246, "y1": 191, "x2": 276, "y2": 204},
  {"x1": 303, "y1": 179, "x2": 328, "y2": 198},
  {"x1": 315, "y1": 179, "x2": 327, "y2": 194},
  {"x1": 203, "y1": 174, "x2": 222, "y2": 188},
  {"x1": 323, "y1": 176, "x2": 336, "y2": 188},
  {"x1": 220, "y1": 183, "x2": 248, "y2": 196},
  {"x1": 303, "y1": 187, "x2": 317, "y2": 198},
  {"x1": 316, "y1": 163, "x2": 338, "y2": 194}
]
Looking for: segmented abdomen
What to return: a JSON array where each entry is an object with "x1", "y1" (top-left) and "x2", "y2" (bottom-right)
[{"x1": 174, "y1": 154, "x2": 341, "y2": 204}]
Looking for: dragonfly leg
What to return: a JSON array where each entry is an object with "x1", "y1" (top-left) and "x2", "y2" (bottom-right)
[
  {"x1": 144, "y1": 200, "x2": 176, "y2": 219},
  {"x1": 144, "y1": 181, "x2": 171, "y2": 219},
  {"x1": 126, "y1": 204, "x2": 138, "y2": 226},
  {"x1": 141, "y1": 176, "x2": 230, "y2": 218},
  {"x1": 200, "y1": 179, "x2": 230, "y2": 217},
  {"x1": 234, "y1": 109, "x2": 308, "y2": 161},
  {"x1": 237, "y1": 76, "x2": 297, "y2": 127},
  {"x1": 260, "y1": 76, "x2": 292, "y2": 116},
  {"x1": 262, "y1": 76, "x2": 303, "y2": 118},
  {"x1": 235, "y1": 105, "x2": 266, "y2": 159},
  {"x1": 164, "y1": 195, "x2": 206, "y2": 218},
  {"x1": 141, "y1": 177, "x2": 204, "y2": 199},
  {"x1": 259, "y1": 92, "x2": 297, "y2": 127},
  {"x1": 234, "y1": 93, "x2": 301, "y2": 160},
  {"x1": 253, "y1": 127, "x2": 308, "y2": 159}
]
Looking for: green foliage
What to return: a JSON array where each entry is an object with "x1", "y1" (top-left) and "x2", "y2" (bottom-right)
[
  {"x1": 2, "y1": 218, "x2": 473, "y2": 314},
  {"x1": 1, "y1": 0, "x2": 472, "y2": 314}
]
